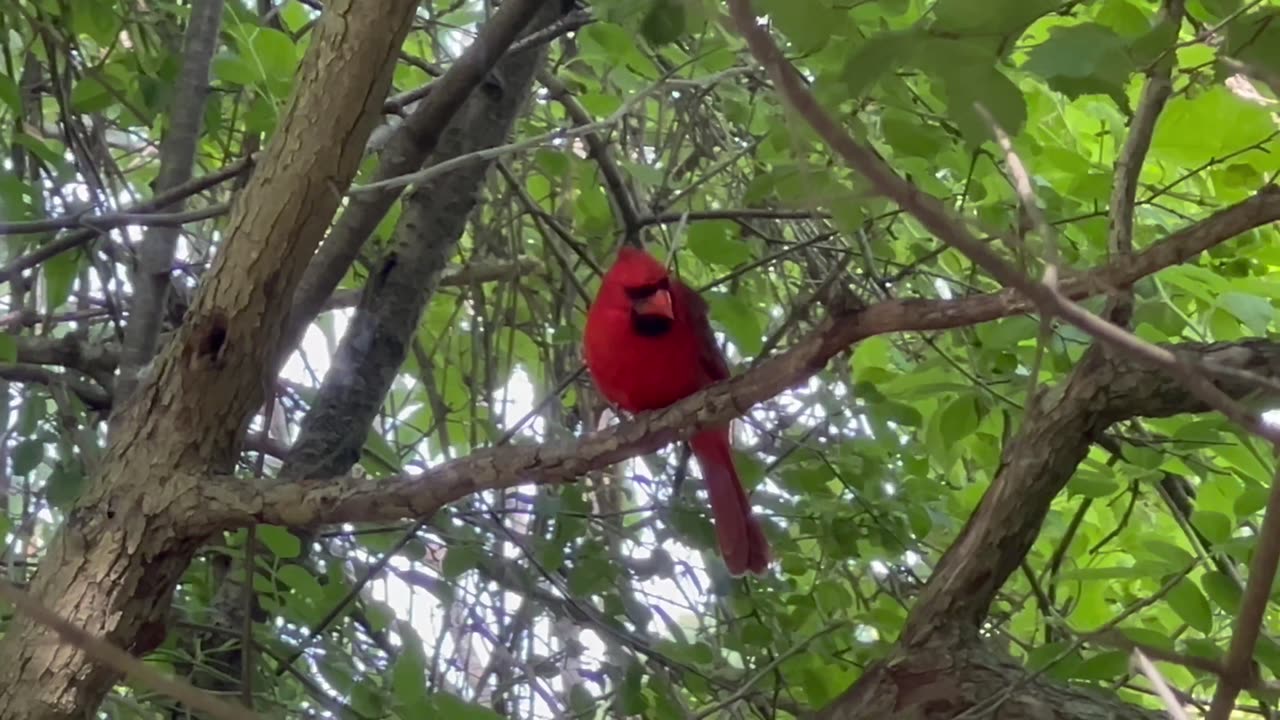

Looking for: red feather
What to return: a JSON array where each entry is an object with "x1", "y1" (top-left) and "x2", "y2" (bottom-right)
[{"x1": 583, "y1": 247, "x2": 770, "y2": 576}]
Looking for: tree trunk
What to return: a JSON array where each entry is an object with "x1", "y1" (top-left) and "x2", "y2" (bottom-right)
[{"x1": 0, "y1": 1, "x2": 418, "y2": 716}]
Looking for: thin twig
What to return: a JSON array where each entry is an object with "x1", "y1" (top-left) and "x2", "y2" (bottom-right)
[
  {"x1": 692, "y1": 622, "x2": 846, "y2": 718},
  {"x1": 0, "y1": 581, "x2": 262, "y2": 720}
]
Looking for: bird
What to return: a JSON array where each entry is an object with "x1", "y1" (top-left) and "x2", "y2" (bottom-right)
[{"x1": 583, "y1": 245, "x2": 770, "y2": 576}]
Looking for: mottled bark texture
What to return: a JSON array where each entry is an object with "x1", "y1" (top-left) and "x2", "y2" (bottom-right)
[
  {"x1": 816, "y1": 341, "x2": 1280, "y2": 718},
  {"x1": 0, "y1": 2, "x2": 418, "y2": 718}
]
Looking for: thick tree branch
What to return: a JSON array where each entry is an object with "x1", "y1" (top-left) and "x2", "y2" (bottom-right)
[
  {"x1": 201, "y1": 331, "x2": 1280, "y2": 533},
  {"x1": 0, "y1": 363, "x2": 110, "y2": 410}
]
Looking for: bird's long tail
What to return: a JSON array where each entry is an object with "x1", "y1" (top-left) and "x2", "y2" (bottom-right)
[{"x1": 690, "y1": 428, "x2": 770, "y2": 576}]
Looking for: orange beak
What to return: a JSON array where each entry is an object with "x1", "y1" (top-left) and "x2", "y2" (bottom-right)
[{"x1": 633, "y1": 288, "x2": 674, "y2": 319}]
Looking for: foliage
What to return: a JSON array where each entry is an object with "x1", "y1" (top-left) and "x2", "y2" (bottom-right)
[{"x1": 0, "y1": 0, "x2": 1278, "y2": 717}]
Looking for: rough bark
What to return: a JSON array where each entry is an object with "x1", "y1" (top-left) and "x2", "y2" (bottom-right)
[{"x1": 0, "y1": 2, "x2": 418, "y2": 717}]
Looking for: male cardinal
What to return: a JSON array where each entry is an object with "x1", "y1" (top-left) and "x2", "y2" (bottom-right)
[{"x1": 583, "y1": 246, "x2": 770, "y2": 576}]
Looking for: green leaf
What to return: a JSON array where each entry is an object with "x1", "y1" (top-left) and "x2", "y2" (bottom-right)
[
  {"x1": 257, "y1": 525, "x2": 302, "y2": 559},
  {"x1": 43, "y1": 250, "x2": 79, "y2": 314},
  {"x1": 1058, "y1": 565, "x2": 1147, "y2": 581},
  {"x1": 1190, "y1": 510, "x2": 1233, "y2": 545},
  {"x1": 938, "y1": 396, "x2": 977, "y2": 447},
  {"x1": 212, "y1": 53, "x2": 258, "y2": 86},
  {"x1": 931, "y1": 0, "x2": 1057, "y2": 35},
  {"x1": 1152, "y1": 87, "x2": 1280, "y2": 169},
  {"x1": 580, "y1": 22, "x2": 640, "y2": 61},
  {"x1": 614, "y1": 659, "x2": 648, "y2": 715},
  {"x1": 842, "y1": 33, "x2": 912, "y2": 99},
  {"x1": 1142, "y1": 540, "x2": 1195, "y2": 571},
  {"x1": 46, "y1": 461, "x2": 87, "y2": 510},
  {"x1": 852, "y1": 336, "x2": 893, "y2": 383},
  {"x1": 70, "y1": 76, "x2": 116, "y2": 113},
  {"x1": 641, "y1": 0, "x2": 685, "y2": 46},
  {"x1": 0, "y1": 332, "x2": 16, "y2": 363},
  {"x1": 757, "y1": 0, "x2": 840, "y2": 54},
  {"x1": 1021, "y1": 23, "x2": 1133, "y2": 101},
  {"x1": 351, "y1": 678, "x2": 386, "y2": 717},
  {"x1": 1217, "y1": 291, "x2": 1273, "y2": 334},
  {"x1": 13, "y1": 133, "x2": 66, "y2": 170},
  {"x1": 1201, "y1": 570, "x2": 1242, "y2": 613},
  {"x1": 442, "y1": 543, "x2": 483, "y2": 578},
  {"x1": 1166, "y1": 577, "x2": 1213, "y2": 633},
  {"x1": 916, "y1": 38, "x2": 1026, "y2": 146},
  {"x1": 688, "y1": 221, "x2": 751, "y2": 267},
  {"x1": 72, "y1": 0, "x2": 120, "y2": 43},
  {"x1": 432, "y1": 692, "x2": 505, "y2": 719},
  {"x1": 277, "y1": 564, "x2": 324, "y2": 602},
  {"x1": 391, "y1": 642, "x2": 431, "y2": 716},
  {"x1": 0, "y1": 75, "x2": 22, "y2": 115},
  {"x1": 1066, "y1": 471, "x2": 1120, "y2": 499},
  {"x1": 11, "y1": 439, "x2": 44, "y2": 476},
  {"x1": 1072, "y1": 650, "x2": 1128, "y2": 681},
  {"x1": 1223, "y1": 10, "x2": 1280, "y2": 81},
  {"x1": 361, "y1": 426, "x2": 403, "y2": 476},
  {"x1": 250, "y1": 28, "x2": 299, "y2": 79}
]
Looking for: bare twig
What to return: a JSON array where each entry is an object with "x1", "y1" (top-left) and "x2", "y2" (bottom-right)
[
  {"x1": 0, "y1": 156, "x2": 252, "y2": 278},
  {"x1": 693, "y1": 622, "x2": 846, "y2": 718},
  {"x1": 1131, "y1": 648, "x2": 1191, "y2": 720}
]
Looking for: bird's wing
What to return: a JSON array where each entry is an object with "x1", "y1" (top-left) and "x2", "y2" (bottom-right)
[{"x1": 675, "y1": 279, "x2": 730, "y2": 384}]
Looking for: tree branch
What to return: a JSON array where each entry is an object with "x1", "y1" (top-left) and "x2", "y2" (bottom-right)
[
  {"x1": 116, "y1": 0, "x2": 225, "y2": 406},
  {"x1": 0, "y1": 581, "x2": 262, "y2": 720},
  {"x1": 0, "y1": 156, "x2": 252, "y2": 278},
  {"x1": 723, "y1": 0, "x2": 1280, "y2": 445},
  {"x1": 0, "y1": 363, "x2": 111, "y2": 410},
  {"x1": 282, "y1": 0, "x2": 557, "y2": 364},
  {"x1": 201, "y1": 329, "x2": 1280, "y2": 533},
  {"x1": 1105, "y1": 0, "x2": 1184, "y2": 325}
]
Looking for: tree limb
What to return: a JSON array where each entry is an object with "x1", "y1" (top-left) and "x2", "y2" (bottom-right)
[
  {"x1": 282, "y1": 0, "x2": 558, "y2": 364},
  {"x1": 115, "y1": 0, "x2": 225, "y2": 406}
]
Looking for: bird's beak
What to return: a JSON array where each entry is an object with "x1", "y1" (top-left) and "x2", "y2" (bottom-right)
[{"x1": 633, "y1": 288, "x2": 674, "y2": 319}]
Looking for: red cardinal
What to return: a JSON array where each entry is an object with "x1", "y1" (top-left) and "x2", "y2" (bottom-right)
[{"x1": 583, "y1": 246, "x2": 770, "y2": 576}]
